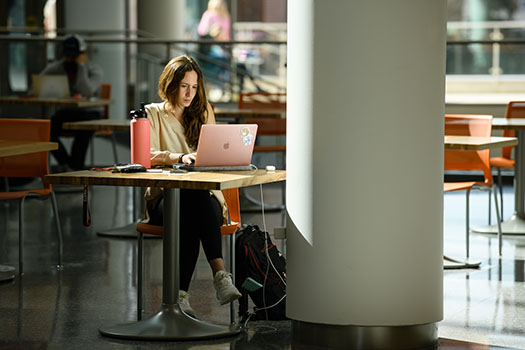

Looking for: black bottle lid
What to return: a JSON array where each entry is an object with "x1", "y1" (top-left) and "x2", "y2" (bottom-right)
[{"x1": 130, "y1": 102, "x2": 147, "y2": 118}]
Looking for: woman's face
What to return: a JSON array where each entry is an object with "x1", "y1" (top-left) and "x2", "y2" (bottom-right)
[{"x1": 176, "y1": 70, "x2": 198, "y2": 109}]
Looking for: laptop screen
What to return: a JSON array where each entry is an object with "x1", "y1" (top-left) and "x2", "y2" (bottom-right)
[
  {"x1": 194, "y1": 124, "x2": 258, "y2": 167},
  {"x1": 32, "y1": 75, "x2": 70, "y2": 99}
]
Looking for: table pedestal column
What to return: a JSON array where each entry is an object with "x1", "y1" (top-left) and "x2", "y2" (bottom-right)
[{"x1": 99, "y1": 188, "x2": 239, "y2": 340}]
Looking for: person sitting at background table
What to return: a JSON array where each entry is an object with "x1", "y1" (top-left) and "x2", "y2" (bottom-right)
[
  {"x1": 40, "y1": 34, "x2": 103, "y2": 171},
  {"x1": 143, "y1": 55, "x2": 242, "y2": 318}
]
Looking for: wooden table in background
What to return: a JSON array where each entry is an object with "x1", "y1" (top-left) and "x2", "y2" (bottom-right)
[
  {"x1": 444, "y1": 135, "x2": 518, "y2": 151},
  {"x1": 61, "y1": 107, "x2": 285, "y2": 132},
  {"x1": 0, "y1": 96, "x2": 113, "y2": 109},
  {"x1": 44, "y1": 169, "x2": 285, "y2": 340},
  {"x1": 214, "y1": 107, "x2": 285, "y2": 121},
  {"x1": 0, "y1": 96, "x2": 113, "y2": 118},
  {"x1": 63, "y1": 119, "x2": 129, "y2": 132},
  {"x1": 0, "y1": 140, "x2": 58, "y2": 157}
]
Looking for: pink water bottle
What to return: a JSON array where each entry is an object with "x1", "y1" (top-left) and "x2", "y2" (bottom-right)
[{"x1": 130, "y1": 102, "x2": 151, "y2": 169}]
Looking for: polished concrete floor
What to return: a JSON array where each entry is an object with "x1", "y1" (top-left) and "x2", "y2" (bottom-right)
[{"x1": 1, "y1": 178, "x2": 525, "y2": 349}]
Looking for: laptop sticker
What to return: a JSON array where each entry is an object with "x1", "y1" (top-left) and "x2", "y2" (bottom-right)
[{"x1": 240, "y1": 127, "x2": 253, "y2": 146}]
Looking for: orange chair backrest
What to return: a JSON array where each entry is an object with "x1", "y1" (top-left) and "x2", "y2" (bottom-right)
[
  {"x1": 239, "y1": 93, "x2": 286, "y2": 138},
  {"x1": 221, "y1": 188, "x2": 241, "y2": 226},
  {"x1": 99, "y1": 83, "x2": 111, "y2": 119},
  {"x1": 243, "y1": 117, "x2": 286, "y2": 136},
  {"x1": 0, "y1": 119, "x2": 51, "y2": 187},
  {"x1": 501, "y1": 101, "x2": 525, "y2": 159},
  {"x1": 239, "y1": 92, "x2": 286, "y2": 111},
  {"x1": 444, "y1": 114, "x2": 493, "y2": 184}
]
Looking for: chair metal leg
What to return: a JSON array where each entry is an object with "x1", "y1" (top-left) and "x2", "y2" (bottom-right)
[
  {"x1": 492, "y1": 185, "x2": 503, "y2": 256},
  {"x1": 111, "y1": 133, "x2": 119, "y2": 164},
  {"x1": 229, "y1": 233, "x2": 235, "y2": 324},
  {"x1": 90, "y1": 138, "x2": 95, "y2": 167},
  {"x1": 488, "y1": 189, "x2": 492, "y2": 225},
  {"x1": 497, "y1": 167, "x2": 504, "y2": 220},
  {"x1": 50, "y1": 191, "x2": 63, "y2": 268},
  {"x1": 18, "y1": 196, "x2": 27, "y2": 275},
  {"x1": 466, "y1": 188, "x2": 471, "y2": 259},
  {"x1": 137, "y1": 231, "x2": 144, "y2": 321}
]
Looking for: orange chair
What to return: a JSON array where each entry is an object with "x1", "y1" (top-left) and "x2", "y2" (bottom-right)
[
  {"x1": 444, "y1": 114, "x2": 502, "y2": 258},
  {"x1": 136, "y1": 188, "x2": 241, "y2": 322},
  {"x1": 490, "y1": 101, "x2": 525, "y2": 219},
  {"x1": 0, "y1": 119, "x2": 63, "y2": 275},
  {"x1": 239, "y1": 92, "x2": 286, "y2": 212}
]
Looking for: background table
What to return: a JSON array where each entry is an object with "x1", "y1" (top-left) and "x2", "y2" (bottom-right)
[
  {"x1": 444, "y1": 135, "x2": 518, "y2": 150},
  {"x1": 472, "y1": 118, "x2": 525, "y2": 235},
  {"x1": 0, "y1": 96, "x2": 114, "y2": 118},
  {"x1": 0, "y1": 140, "x2": 58, "y2": 282},
  {"x1": 44, "y1": 169, "x2": 285, "y2": 340},
  {"x1": 63, "y1": 119, "x2": 129, "y2": 132},
  {"x1": 214, "y1": 107, "x2": 285, "y2": 121},
  {"x1": 0, "y1": 140, "x2": 58, "y2": 157},
  {"x1": 0, "y1": 96, "x2": 113, "y2": 109},
  {"x1": 61, "y1": 107, "x2": 285, "y2": 132}
]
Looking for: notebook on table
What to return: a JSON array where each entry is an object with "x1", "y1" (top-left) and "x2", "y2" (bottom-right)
[
  {"x1": 32, "y1": 74, "x2": 70, "y2": 98},
  {"x1": 175, "y1": 124, "x2": 258, "y2": 171}
]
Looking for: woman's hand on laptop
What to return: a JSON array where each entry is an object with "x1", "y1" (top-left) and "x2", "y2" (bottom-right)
[{"x1": 181, "y1": 153, "x2": 196, "y2": 164}]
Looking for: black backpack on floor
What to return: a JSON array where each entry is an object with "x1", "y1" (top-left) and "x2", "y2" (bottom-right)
[{"x1": 235, "y1": 224, "x2": 287, "y2": 320}]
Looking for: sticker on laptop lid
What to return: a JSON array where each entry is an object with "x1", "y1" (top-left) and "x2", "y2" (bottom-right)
[{"x1": 240, "y1": 127, "x2": 253, "y2": 146}]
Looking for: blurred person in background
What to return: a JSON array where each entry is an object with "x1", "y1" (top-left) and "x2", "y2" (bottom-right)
[
  {"x1": 197, "y1": 0, "x2": 231, "y2": 82},
  {"x1": 41, "y1": 34, "x2": 103, "y2": 171}
]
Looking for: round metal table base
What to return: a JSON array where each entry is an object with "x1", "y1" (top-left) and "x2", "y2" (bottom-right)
[
  {"x1": 292, "y1": 320, "x2": 438, "y2": 350},
  {"x1": 472, "y1": 213, "x2": 525, "y2": 235},
  {"x1": 96, "y1": 221, "x2": 160, "y2": 239},
  {"x1": 443, "y1": 255, "x2": 481, "y2": 269},
  {"x1": 99, "y1": 304, "x2": 240, "y2": 340},
  {"x1": 97, "y1": 221, "x2": 140, "y2": 238},
  {"x1": 0, "y1": 265, "x2": 15, "y2": 282}
]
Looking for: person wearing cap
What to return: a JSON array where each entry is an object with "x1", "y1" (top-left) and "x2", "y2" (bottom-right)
[{"x1": 40, "y1": 34, "x2": 104, "y2": 171}]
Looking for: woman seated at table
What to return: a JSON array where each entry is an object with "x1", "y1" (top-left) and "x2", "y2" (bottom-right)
[{"x1": 143, "y1": 55, "x2": 241, "y2": 318}]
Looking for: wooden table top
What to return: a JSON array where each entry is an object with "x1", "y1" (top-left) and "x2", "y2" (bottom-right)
[
  {"x1": 0, "y1": 96, "x2": 113, "y2": 108},
  {"x1": 63, "y1": 119, "x2": 130, "y2": 131},
  {"x1": 0, "y1": 140, "x2": 58, "y2": 157},
  {"x1": 45, "y1": 169, "x2": 286, "y2": 190},
  {"x1": 444, "y1": 135, "x2": 518, "y2": 150},
  {"x1": 492, "y1": 118, "x2": 525, "y2": 130},
  {"x1": 214, "y1": 107, "x2": 285, "y2": 119}
]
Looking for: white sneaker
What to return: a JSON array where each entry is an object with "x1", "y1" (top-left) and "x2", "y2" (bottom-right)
[
  {"x1": 178, "y1": 290, "x2": 196, "y2": 318},
  {"x1": 214, "y1": 270, "x2": 242, "y2": 305}
]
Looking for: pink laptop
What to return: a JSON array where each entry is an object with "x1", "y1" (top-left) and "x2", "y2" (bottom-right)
[{"x1": 178, "y1": 124, "x2": 258, "y2": 171}]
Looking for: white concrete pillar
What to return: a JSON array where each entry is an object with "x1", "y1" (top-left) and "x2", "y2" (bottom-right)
[
  {"x1": 286, "y1": 1, "x2": 447, "y2": 348},
  {"x1": 64, "y1": 0, "x2": 126, "y2": 121},
  {"x1": 137, "y1": 0, "x2": 185, "y2": 59}
]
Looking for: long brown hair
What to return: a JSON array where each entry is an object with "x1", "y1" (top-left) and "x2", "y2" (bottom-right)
[{"x1": 158, "y1": 56, "x2": 208, "y2": 149}]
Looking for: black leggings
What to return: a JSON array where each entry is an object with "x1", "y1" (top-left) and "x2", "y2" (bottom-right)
[{"x1": 149, "y1": 189, "x2": 223, "y2": 291}]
